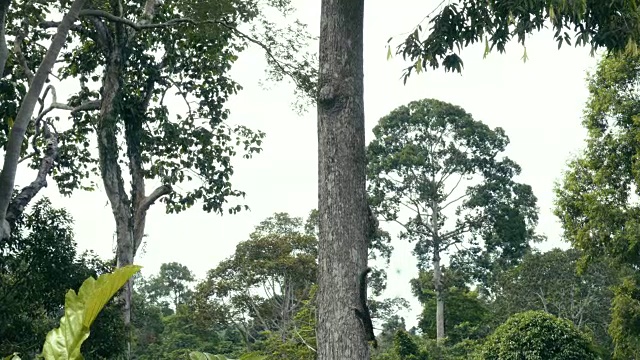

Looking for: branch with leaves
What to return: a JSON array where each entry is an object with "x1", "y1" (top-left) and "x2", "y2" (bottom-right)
[{"x1": 0, "y1": 0, "x2": 89, "y2": 241}]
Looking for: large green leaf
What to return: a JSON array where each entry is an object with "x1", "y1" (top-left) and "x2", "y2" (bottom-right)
[{"x1": 41, "y1": 265, "x2": 142, "y2": 360}]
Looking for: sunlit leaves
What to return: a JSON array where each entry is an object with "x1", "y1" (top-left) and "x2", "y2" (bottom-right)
[{"x1": 40, "y1": 265, "x2": 141, "y2": 360}]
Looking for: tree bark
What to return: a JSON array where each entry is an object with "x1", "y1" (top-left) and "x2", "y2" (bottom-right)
[
  {"x1": 97, "y1": 45, "x2": 134, "y2": 326},
  {"x1": 433, "y1": 250, "x2": 445, "y2": 340},
  {"x1": 5, "y1": 124, "x2": 59, "y2": 226},
  {"x1": 431, "y1": 202, "x2": 445, "y2": 340},
  {"x1": 0, "y1": 0, "x2": 88, "y2": 241},
  {"x1": 90, "y1": 2, "x2": 170, "y2": 340},
  {"x1": 0, "y1": 0, "x2": 11, "y2": 78},
  {"x1": 316, "y1": 0, "x2": 368, "y2": 358}
]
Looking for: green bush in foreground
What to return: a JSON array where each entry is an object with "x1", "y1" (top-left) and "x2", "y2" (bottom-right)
[{"x1": 478, "y1": 310, "x2": 599, "y2": 360}]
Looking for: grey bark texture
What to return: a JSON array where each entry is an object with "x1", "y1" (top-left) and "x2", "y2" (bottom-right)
[
  {"x1": 316, "y1": 0, "x2": 369, "y2": 358},
  {"x1": 0, "y1": 0, "x2": 10, "y2": 78},
  {"x1": 0, "y1": 0, "x2": 88, "y2": 241},
  {"x1": 431, "y1": 202, "x2": 445, "y2": 340},
  {"x1": 93, "y1": 0, "x2": 168, "y2": 331},
  {"x1": 433, "y1": 251, "x2": 445, "y2": 340}
]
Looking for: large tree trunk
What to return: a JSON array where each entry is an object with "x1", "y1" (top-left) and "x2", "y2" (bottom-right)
[{"x1": 316, "y1": 0, "x2": 368, "y2": 358}]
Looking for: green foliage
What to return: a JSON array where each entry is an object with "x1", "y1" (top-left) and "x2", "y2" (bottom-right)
[
  {"x1": 253, "y1": 285, "x2": 317, "y2": 359},
  {"x1": 420, "y1": 338, "x2": 480, "y2": 360},
  {"x1": 201, "y1": 212, "x2": 317, "y2": 338},
  {"x1": 394, "y1": 330, "x2": 422, "y2": 360},
  {"x1": 382, "y1": 330, "x2": 479, "y2": 360},
  {"x1": 490, "y1": 248, "x2": 616, "y2": 355},
  {"x1": 61, "y1": 0, "x2": 266, "y2": 213},
  {"x1": 130, "y1": 291, "x2": 167, "y2": 357},
  {"x1": 41, "y1": 265, "x2": 141, "y2": 360},
  {"x1": 367, "y1": 98, "x2": 539, "y2": 282},
  {"x1": 189, "y1": 352, "x2": 265, "y2": 360},
  {"x1": 478, "y1": 311, "x2": 599, "y2": 360},
  {"x1": 555, "y1": 51, "x2": 640, "y2": 269},
  {"x1": 131, "y1": 264, "x2": 246, "y2": 360},
  {"x1": 3, "y1": 0, "x2": 316, "y2": 215},
  {"x1": 553, "y1": 43, "x2": 640, "y2": 360},
  {"x1": 0, "y1": 198, "x2": 125, "y2": 358},
  {"x1": 374, "y1": 315, "x2": 407, "y2": 352},
  {"x1": 609, "y1": 276, "x2": 640, "y2": 359},
  {"x1": 413, "y1": 269, "x2": 490, "y2": 342},
  {"x1": 393, "y1": 0, "x2": 640, "y2": 81},
  {"x1": 142, "y1": 262, "x2": 195, "y2": 309}
]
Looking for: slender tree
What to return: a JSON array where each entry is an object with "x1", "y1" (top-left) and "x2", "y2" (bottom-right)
[{"x1": 367, "y1": 98, "x2": 539, "y2": 340}]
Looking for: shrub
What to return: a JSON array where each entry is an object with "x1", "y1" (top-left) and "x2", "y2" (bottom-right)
[{"x1": 478, "y1": 310, "x2": 599, "y2": 360}]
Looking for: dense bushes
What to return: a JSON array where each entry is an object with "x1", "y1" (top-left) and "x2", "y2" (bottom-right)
[{"x1": 478, "y1": 311, "x2": 599, "y2": 360}]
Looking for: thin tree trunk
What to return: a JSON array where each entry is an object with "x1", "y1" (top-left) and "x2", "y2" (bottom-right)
[
  {"x1": 433, "y1": 251, "x2": 445, "y2": 340},
  {"x1": 431, "y1": 202, "x2": 445, "y2": 340},
  {"x1": 0, "y1": 0, "x2": 87, "y2": 241},
  {"x1": 97, "y1": 38, "x2": 134, "y2": 328},
  {"x1": 316, "y1": 0, "x2": 368, "y2": 358},
  {"x1": 0, "y1": 0, "x2": 11, "y2": 78}
]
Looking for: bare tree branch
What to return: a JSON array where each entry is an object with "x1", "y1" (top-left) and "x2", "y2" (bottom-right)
[
  {"x1": 440, "y1": 223, "x2": 471, "y2": 242},
  {"x1": 38, "y1": 20, "x2": 88, "y2": 37},
  {"x1": 79, "y1": 9, "x2": 195, "y2": 30},
  {"x1": 440, "y1": 192, "x2": 469, "y2": 212},
  {"x1": 293, "y1": 324, "x2": 317, "y2": 352},
  {"x1": 133, "y1": 184, "x2": 172, "y2": 252},
  {"x1": 34, "y1": 87, "x2": 101, "y2": 124},
  {"x1": 5, "y1": 124, "x2": 58, "y2": 226}
]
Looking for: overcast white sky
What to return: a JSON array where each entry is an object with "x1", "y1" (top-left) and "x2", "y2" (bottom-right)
[{"x1": 12, "y1": 0, "x2": 599, "y2": 326}]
